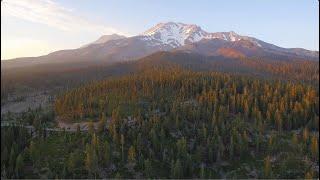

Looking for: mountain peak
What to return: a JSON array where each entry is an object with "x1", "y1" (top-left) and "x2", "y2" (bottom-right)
[
  {"x1": 94, "y1": 34, "x2": 126, "y2": 43},
  {"x1": 142, "y1": 22, "x2": 202, "y2": 35},
  {"x1": 141, "y1": 22, "x2": 207, "y2": 47}
]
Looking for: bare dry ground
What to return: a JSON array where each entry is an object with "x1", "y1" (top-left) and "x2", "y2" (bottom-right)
[{"x1": 1, "y1": 91, "x2": 52, "y2": 115}]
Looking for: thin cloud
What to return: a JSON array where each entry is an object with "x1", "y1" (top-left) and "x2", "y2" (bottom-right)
[{"x1": 1, "y1": 0, "x2": 128, "y2": 35}]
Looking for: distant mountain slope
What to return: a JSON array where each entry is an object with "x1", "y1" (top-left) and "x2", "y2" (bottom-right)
[{"x1": 134, "y1": 51, "x2": 319, "y2": 80}]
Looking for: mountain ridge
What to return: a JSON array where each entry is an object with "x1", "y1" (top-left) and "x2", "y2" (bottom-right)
[{"x1": 80, "y1": 34, "x2": 127, "y2": 48}]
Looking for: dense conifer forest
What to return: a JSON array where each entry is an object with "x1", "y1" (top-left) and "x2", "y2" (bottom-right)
[{"x1": 1, "y1": 67, "x2": 319, "y2": 178}]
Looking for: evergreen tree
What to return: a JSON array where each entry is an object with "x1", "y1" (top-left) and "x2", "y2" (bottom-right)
[
  {"x1": 144, "y1": 159, "x2": 152, "y2": 178},
  {"x1": 15, "y1": 153, "x2": 24, "y2": 178},
  {"x1": 264, "y1": 155, "x2": 272, "y2": 178},
  {"x1": 67, "y1": 152, "x2": 77, "y2": 176},
  {"x1": 173, "y1": 159, "x2": 183, "y2": 178},
  {"x1": 310, "y1": 135, "x2": 318, "y2": 160},
  {"x1": 85, "y1": 144, "x2": 98, "y2": 178},
  {"x1": 200, "y1": 163, "x2": 205, "y2": 179},
  {"x1": 128, "y1": 146, "x2": 136, "y2": 163},
  {"x1": 103, "y1": 140, "x2": 111, "y2": 165},
  {"x1": 8, "y1": 147, "x2": 16, "y2": 176},
  {"x1": 121, "y1": 134, "x2": 125, "y2": 161},
  {"x1": 88, "y1": 121, "x2": 94, "y2": 135},
  {"x1": 97, "y1": 113, "x2": 106, "y2": 133}
]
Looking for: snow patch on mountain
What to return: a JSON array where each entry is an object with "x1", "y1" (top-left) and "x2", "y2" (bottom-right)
[
  {"x1": 141, "y1": 22, "x2": 208, "y2": 47},
  {"x1": 140, "y1": 22, "x2": 265, "y2": 48}
]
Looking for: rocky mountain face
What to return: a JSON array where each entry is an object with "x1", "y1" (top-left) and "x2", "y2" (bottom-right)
[{"x1": 139, "y1": 22, "x2": 318, "y2": 60}]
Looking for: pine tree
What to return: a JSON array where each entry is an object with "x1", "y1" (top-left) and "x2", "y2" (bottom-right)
[
  {"x1": 97, "y1": 113, "x2": 106, "y2": 133},
  {"x1": 29, "y1": 141, "x2": 37, "y2": 163},
  {"x1": 85, "y1": 144, "x2": 93, "y2": 175},
  {"x1": 176, "y1": 137, "x2": 187, "y2": 159},
  {"x1": 128, "y1": 146, "x2": 136, "y2": 163},
  {"x1": 310, "y1": 135, "x2": 318, "y2": 160},
  {"x1": 103, "y1": 140, "x2": 111, "y2": 165},
  {"x1": 292, "y1": 133, "x2": 298, "y2": 145},
  {"x1": 121, "y1": 134, "x2": 125, "y2": 161},
  {"x1": 173, "y1": 159, "x2": 183, "y2": 178},
  {"x1": 305, "y1": 170, "x2": 313, "y2": 179},
  {"x1": 91, "y1": 133, "x2": 98, "y2": 149},
  {"x1": 8, "y1": 147, "x2": 16, "y2": 175},
  {"x1": 264, "y1": 155, "x2": 272, "y2": 178},
  {"x1": 275, "y1": 110, "x2": 282, "y2": 132},
  {"x1": 1, "y1": 147, "x2": 8, "y2": 166},
  {"x1": 303, "y1": 127, "x2": 309, "y2": 142},
  {"x1": 229, "y1": 136, "x2": 234, "y2": 160},
  {"x1": 144, "y1": 159, "x2": 152, "y2": 177},
  {"x1": 136, "y1": 133, "x2": 143, "y2": 159},
  {"x1": 200, "y1": 163, "x2": 205, "y2": 179},
  {"x1": 88, "y1": 121, "x2": 94, "y2": 135},
  {"x1": 85, "y1": 144, "x2": 98, "y2": 178},
  {"x1": 170, "y1": 159, "x2": 175, "y2": 178},
  {"x1": 15, "y1": 153, "x2": 24, "y2": 178},
  {"x1": 76, "y1": 124, "x2": 81, "y2": 135},
  {"x1": 67, "y1": 152, "x2": 77, "y2": 176},
  {"x1": 255, "y1": 132, "x2": 262, "y2": 151}
]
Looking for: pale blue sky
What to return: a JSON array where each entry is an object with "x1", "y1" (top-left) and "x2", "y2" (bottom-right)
[{"x1": 1, "y1": 0, "x2": 319, "y2": 59}]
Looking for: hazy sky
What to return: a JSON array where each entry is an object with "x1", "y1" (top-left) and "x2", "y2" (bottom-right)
[{"x1": 1, "y1": 0, "x2": 319, "y2": 60}]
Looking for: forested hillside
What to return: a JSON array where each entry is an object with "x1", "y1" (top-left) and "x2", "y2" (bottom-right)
[
  {"x1": 2, "y1": 51, "x2": 318, "y2": 102},
  {"x1": 2, "y1": 67, "x2": 318, "y2": 178}
]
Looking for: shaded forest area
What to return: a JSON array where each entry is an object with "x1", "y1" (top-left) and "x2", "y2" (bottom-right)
[{"x1": 2, "y1": 52, "x2": 318, "y2": 101}]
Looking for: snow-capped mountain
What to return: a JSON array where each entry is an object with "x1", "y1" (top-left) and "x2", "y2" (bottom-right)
[
  {"x1": 3, "y1": 22, "x2": 318, "y2": 67},
  {"x1": 140, "y1": 22, "x2": 262, "y2": 48}
]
